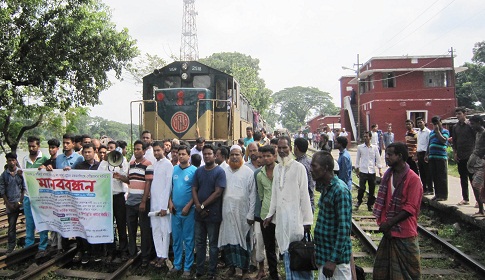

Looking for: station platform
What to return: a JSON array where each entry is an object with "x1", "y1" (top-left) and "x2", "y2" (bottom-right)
[{"x1": 310, "y1": 143, "x2": 485, "y2": 230}]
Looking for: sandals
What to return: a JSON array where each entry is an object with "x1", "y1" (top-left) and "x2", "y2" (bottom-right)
[
  {"x1": 153, "y1": 257, "x2": 166, "y2": 268},
  {"x1": 457, "y1": 200, "x2": 469, "y2": 206},
  {"x1": 472, "y1": 212, "x2": 485, "y2": 217}
]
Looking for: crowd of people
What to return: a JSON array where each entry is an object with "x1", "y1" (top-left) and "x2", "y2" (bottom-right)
[
  {"x1": 0, "y1": 126, "x2": 353, "y2": 280},
  {"x1": 5, "y1": 108, "x2": 480, "y2": 279}
]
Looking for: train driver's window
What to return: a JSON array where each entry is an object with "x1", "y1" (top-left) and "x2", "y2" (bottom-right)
[
  {"x1": 193, "y1": 75, "x2": 211, "y2": 88},
  {"x1": 215, "y1": 79, "x2": 227, "y2": 109}
]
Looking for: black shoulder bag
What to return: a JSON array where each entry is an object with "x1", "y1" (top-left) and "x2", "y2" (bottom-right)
[{"x1": 288, "y1": 228, "x2": 318, "y2": 271}]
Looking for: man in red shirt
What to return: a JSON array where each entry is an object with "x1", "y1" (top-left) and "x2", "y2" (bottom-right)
[{"x1": 373, "y1": 142, "x2": 423, "y2": 280}]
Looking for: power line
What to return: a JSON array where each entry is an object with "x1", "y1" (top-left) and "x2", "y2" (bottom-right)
[
  {"x1": 375, "y1": 0, "x2": 457, "y2": 56},
  {"x1": 369, "y1": 0, "x2": 442, "y2": 56}
]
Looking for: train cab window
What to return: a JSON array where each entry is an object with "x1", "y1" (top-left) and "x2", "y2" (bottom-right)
[
  {"x1": 163, "y1": 76, "x2": 181, "y2": 88},
  {"x1": 193, "y1": 75, "x2": 211, "y2": 88},
  {"x1": 215, "y1": 79, "x2": 227, "y2": 109}
]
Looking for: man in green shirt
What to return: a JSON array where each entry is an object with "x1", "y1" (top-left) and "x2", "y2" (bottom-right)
[{"x1": 257, "y1": 145, "x2": 280, "y2": 280}]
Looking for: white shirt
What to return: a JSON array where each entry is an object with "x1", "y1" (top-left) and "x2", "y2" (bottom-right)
[
  {"x1": 190, "y1": 146, "x2": 205, "y2": 166},
  {"x1": 327, "y1": 131, "x2": 335, "y2": 141},
  {"x1": 417, "y1": 127, "x2": 431, "y2": 152},
  {"x1": 340, "y1": 131, "x2": 348, "y2": 137},
  {"x1": 98, "y1": 158, "x2": 129, "y2": 194},
  {"x1": 218, "y1": 165, "x2": 256, "y2": 250},
  {"x1": 355, "y1": 143, "x2": 382, "y2": 174},
  {"x1": 266, "y1": 158, "x2": 313, "y2": 254},
  {"x1": 307, "y1": 132, "x2": 313, "y2": 139},
  {"x1": 371, "y1": 131, "x2": 379, "y2": 146},
  {"x1": 150, "y1": 157, "x2": 174, "y2": 234}
]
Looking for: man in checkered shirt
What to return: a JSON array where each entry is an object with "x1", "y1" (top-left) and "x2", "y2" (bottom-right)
[{"x1": 311, "y1": 151, "x2": 352, "y2": 279}]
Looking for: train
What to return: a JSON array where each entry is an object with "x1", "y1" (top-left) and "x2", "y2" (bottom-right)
[{"x1": 133, "y1": 61, "x2": 269, "y2": 144}]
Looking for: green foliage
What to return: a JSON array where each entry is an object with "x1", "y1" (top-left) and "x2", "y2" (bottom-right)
[
  {"x1": 126, "y1": 53, "x2": 167, "y2": 84},
  {"x1": 199, "y1": 52, "x2": 273, "y2": 114},
  {"x1": 456, "y1": 41, "x2": 485, "y2": 110},
  {"x1": 272, "y1": 86, "x2": 339, "y2": 132},
  {"x1": 0, "y1": 0, "x2": 138, "y2": 153}
]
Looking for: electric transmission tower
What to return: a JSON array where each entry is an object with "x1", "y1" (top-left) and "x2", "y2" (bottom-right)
[{"x1": 180, "y1": 0, "x2": 199, "y2": 61}]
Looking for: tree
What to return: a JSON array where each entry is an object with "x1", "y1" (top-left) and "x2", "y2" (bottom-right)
[
  {"x1": 0, "y1": 0, "x2": 138, "y2": 153},
  {"x1": 456, "y1": 41, "x2": 485, "y2": 110},
  {"x1": 273, "y1": 86, "x2": 339, "y2": 132},
  {"x1": 199, "y1": 52, "x2": 273, "y2": 114},
  {"x1": 126, "y1": 53, "x2": 167, "y2": 84}
]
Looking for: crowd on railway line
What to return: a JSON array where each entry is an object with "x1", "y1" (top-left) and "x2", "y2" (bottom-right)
[{"x1": 2, "y1": 107, "x2": 484, "y2": 279}]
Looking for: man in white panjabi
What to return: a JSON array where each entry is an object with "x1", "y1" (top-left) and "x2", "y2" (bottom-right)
[
  {"x1": 218, "y1": 145, "x2": 256, "y2": 279},
  {"x1": 263, "y1": 136, "x2": 314, "y2": 280},
  {"x1": 150, "y1": 142, "x2": 174, "y2": 267}
]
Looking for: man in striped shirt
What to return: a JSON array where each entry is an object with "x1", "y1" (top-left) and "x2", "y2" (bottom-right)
[
  {"x1": 114, "y1": 140, "x2": 154, "y2": 266},
  {"x1": 404, "y1": 120, "x2": 419, "y2": 175},
  {"x1": 426, "y1": 116, "x2": 450, "y2": 201}
]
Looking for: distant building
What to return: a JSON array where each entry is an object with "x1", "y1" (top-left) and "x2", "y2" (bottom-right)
[
  {"x1": 340, "y1": 55, "x2": 466, "y2": 142},
  {"x1": 306, "y1": 114, "x2": 341, "y2": 134}
]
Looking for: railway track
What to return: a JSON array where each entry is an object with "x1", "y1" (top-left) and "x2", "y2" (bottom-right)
[
  {"x1": 352, "y1": 215, "x2": 485, "y2": 279},
  {"x1": 0, "y1": 246, "x2": 142, "y2": 280}
]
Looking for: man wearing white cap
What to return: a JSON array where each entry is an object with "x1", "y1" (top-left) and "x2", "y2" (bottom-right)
[{"x1": 218, "y1": 145, "x2": 257, "y2": 279}]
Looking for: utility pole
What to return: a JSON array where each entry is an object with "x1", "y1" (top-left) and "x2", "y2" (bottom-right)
[
  {"x1": 180, "y1": 0, "x2": 199, "y2": 61},
  {"x1": 449, "y1": 47, "x2": 457, "y2": 107},
  {"x1": 355, "y1": 54, "x2": 362, "y2": 143}
]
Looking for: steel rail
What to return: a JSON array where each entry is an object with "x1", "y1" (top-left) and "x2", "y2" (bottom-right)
[
  {"x1": 418, "y1": 224, "x2": 485, "y2": 278},
  {"x1": 15, "y1": 246, "x2": 76, "y2": 280},
  {"x1": 351, "y1": 219, "x2": 378, "y2": 254},
  {"x1": 0, "y1": 243, "x2": 38, "y2": 269},
  {"x1": 105, "y1": 251, "x2": 141, "y2": 280}
]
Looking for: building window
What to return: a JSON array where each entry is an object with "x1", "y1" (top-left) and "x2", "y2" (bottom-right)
[
  {"x1": 382, "y1": 72, "x2": 396, "y2": 88},
  {"x1": 424, "y1": 71, "x2": 448, "y2": 87}
]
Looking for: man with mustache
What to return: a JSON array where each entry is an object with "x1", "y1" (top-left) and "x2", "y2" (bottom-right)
[{"x1": 218, "y1": 145, "x2": 256, "y2": 279}]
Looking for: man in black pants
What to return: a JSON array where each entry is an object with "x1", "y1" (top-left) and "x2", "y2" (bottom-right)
[
  {"x1": 257, "y1": 145, "x2": 280, "y2": 280},
  {"x1": 355, "y1": 132, "x2": 383, "y2": 211},
  {"x1": 453, "y1": 107, "x2": 475, "y2": 206}
]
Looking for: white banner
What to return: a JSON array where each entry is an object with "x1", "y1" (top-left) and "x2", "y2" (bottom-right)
[{"x1": 23, "y1": 169, "x2": 113, "y2": 244}]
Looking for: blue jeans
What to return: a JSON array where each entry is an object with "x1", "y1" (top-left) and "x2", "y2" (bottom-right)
[
  {"x1": 172, "y1": 210, "x2": 195, "y2": 271},
  {"x1": 195, "y1": 220, "x2": 220, "y2": 276},
  {"x1": 24, "y1": 197, "x2": 49, "y2": 250},
  {"x1": 283, "y1": 252, "x2": 314, "y2": 280}
]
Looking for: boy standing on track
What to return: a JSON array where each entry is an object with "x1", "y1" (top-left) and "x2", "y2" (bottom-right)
[
  {"x1": 0, "y1": 153, "x2": 25, "y2": 254},
  {"x1": 373, "y1": 142, "x2": 423, "y2": 279}
]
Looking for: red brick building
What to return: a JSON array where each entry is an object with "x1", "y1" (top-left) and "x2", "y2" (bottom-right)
[
  {"x1": 306, "y1": 114, "x2": 341, "y2": 134},
  {"x1": 340, "y1": 55, "x2": 465, "y2": 142}
]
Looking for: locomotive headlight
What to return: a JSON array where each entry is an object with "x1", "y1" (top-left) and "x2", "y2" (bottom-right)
[
  {"x1": 181, "y1": 72, "x2": 189, "y2": 80},
  {"x1": 181, "y1": 62, "x2": 188, "y2": 71}
]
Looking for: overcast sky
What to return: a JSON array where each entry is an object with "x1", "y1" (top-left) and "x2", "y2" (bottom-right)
[{"x1": 92, "y1": 0, "x2": 485, "y2": 124}]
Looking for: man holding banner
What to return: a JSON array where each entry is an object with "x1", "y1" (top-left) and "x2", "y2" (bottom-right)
[{"x1": 73, "y1": 143, "x2": 101, "y2": 264}]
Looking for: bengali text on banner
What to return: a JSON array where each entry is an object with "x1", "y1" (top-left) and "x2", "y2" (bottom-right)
[{"x1": 23, "y1": 169, "x2": 113, "y2": 244}]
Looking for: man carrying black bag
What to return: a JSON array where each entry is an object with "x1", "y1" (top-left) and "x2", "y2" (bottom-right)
[{"x1": 311, "y1": 151, "x2": 353, "y2": 279}]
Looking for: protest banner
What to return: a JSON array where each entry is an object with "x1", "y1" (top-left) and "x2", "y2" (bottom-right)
[{"x1": 23, "y1": 169, "x2": 113, "y2": 244}]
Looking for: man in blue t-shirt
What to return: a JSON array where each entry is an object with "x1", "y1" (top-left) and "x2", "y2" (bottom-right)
[
  {"x1": 426, "y1": 116, "x2": 449, "y2": 201},
  {"x1": 192, "y1": 144, "x2": 226, "y2": 279},
  {"x1": 169, "y1": 145, "x2": 197, "y2": 279}
]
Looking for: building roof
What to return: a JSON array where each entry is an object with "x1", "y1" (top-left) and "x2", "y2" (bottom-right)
[{"x1": 347, "y1": 66, "x2": 467, "y2": 84}]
